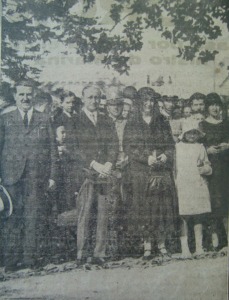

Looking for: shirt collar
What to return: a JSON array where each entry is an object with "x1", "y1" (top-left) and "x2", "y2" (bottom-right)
[
  {"x1": 18, "y1": 107, "x2": 34, "y2": 123},
  {"x1": 63, "y1": 110, "x2": 72, "y2": 118},
  {"x1": 83, "y1": 107, "x2": 97, "y2": 118}
]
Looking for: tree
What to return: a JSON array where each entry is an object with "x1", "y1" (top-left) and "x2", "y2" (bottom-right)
[{"x1": 1, "y1": 0, "x2": 229, "y2": 83}]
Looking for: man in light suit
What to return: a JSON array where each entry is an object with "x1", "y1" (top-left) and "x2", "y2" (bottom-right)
[
  {"x1": 76, "y1": 85, "x2": 118, "y2": 264},
  {"x1": 0, "y1": 80, "x2": 58, "y2": 271}
]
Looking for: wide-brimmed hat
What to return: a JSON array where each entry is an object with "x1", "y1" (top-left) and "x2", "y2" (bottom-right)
[
  {"x1": 179, "y1": 119, "x2": 205, "y2": 140},
  {"x1": 123, "y1": 98, "x2": 133, "y2": 106},
  {"x1": 107, "y1": 98, "x2": 123, "y2": 106},
  {"x1": 0, "y1": 185, "x2": 13, "y2": 218}
]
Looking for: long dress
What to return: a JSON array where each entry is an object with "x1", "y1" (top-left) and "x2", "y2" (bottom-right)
[
  {"x1": 175, "y1": 142, "x2": 211, "y2": 216},
  {"x1": 125, "y1": 111, "x2": 178, "y2": 247},
  {"x1": 200, "y1": 120, "x2": 229, "y2": 219}
]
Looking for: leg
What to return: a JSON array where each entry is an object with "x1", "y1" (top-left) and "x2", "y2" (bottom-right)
[
  {"x1": 211, "y1": 219, "x2": 219, "y2": 249},
  {"x1": 179, "y1": 217, "x2": 192, "y2": 258},
  {"x1": 143, "y1": 239, "x2": 152, "y2": 259},
  {"x1": 194, "y1": 223, "x2": 204, "y2": 255},
  {"x1": 219, "y1": 217, "x2": 228, "y2": 254},
  {"x1": 93, "y1": 193, "x2": 108, "y2": 258},
  {"x1": 223, "y1": 217, "x2": 228, "y2": 238},
  {"x1": 3, "y1": 182, "x2": 24, "y2": 269},
  {"x1": 76, "y1": 179, "x2": 94, "y2": 260}
]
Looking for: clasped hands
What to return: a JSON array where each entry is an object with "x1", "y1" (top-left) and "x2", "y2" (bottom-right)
[
  {"x1": 92, "y1": 161, "x2": 112, "y2": 178},
  {"x1": 148, "y1": 153, "x2": 167, "y2": 166}
]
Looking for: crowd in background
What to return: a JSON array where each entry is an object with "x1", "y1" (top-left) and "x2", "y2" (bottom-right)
[{"x1": 0, "y1": 81, "x2": 228, "y2": 271}]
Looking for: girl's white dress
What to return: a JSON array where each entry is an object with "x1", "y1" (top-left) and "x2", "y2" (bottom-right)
[{"x1": 175, "y1": 142, "x2": 212, "y2": 216}]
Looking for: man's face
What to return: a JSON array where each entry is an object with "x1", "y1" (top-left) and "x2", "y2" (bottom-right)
[
  {"x1": 108, "y1": 104, "x2": 123, "y2": 118},
  {"x1": 14, "y1": 85, "x2": 33, "y2": 112},
  {"x1": 191, "y1": 99, "x2": 205, "y2": 113},
  {"x1": 62, "y1": 96, "x2": 75, "y2": 114},
  {"x1": 82, "y1": 87, "x2": 100, "y2": 112},
  {"x1": 122, "y1": 104, "x2": 131, "y2": 119}
]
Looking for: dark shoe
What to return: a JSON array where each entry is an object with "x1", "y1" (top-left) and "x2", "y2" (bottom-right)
[
  {"x1": 4, "y1": 263, "x2": 24, "y2": 273},
  {"x1": 92, "y1": 257, "x2": 107, "y2": 266},
  {"x1": 76, "y1": 258, "x2": 87, "y2": 266}
]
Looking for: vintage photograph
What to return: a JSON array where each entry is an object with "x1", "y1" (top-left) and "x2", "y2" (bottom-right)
[{"x1": 0, "y1": 0, "x2": 228, "y2": 299}]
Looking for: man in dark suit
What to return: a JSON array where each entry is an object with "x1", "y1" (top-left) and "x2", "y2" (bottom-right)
[
  {"x1": 0, "y1": 80, "x2": 58, "y2": 271},
  {"x1": 76, "y1": 85, "x2": 118, "y2": 264}
]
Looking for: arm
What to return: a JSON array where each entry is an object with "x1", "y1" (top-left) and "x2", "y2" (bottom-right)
[{"x1": 198, "y1": 144, "x2": 212, "y2": 176}]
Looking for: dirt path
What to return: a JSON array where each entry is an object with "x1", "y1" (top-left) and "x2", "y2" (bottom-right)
[{"x1": 0, "y1": 256, "x2": 227, "y2": 300}]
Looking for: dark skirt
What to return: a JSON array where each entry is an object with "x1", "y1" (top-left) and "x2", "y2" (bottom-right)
[{"x1": 128, "y1": 169, "x2": 178, "y2": 241}]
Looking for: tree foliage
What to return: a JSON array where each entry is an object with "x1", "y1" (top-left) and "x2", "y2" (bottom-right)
[{"x1": 2, "y1": 0, "x2": 229, "y2": 82}]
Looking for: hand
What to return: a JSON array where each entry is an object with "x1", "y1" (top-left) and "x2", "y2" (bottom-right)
[
  {"x1": 103, "y1": 162, "x2": 112, "y2": 175},
  {"x1": 58, "y1": 145, "x2": 67, "y2": 155},
  {"x1": 157, "y1": 154, "x2": 167, "y2": 163},
  {"x1": 219, "y1": 143, "x2": 229, "y2": 151},
  {"x1": 148, "y1": 155, "x2": 157, "y2": 166},
  {"x1": 98, "y1": 173, "x2": 109, "y2": 179},
  {"x1": 92, "y1": 162, "x2": 109, "y2": 176},
  {"x1": 198, "y1": 166, "x2": 206, "y2": 175},
  {"x1": 48, "y1": 179, "x2": 56, "y2": 190},
  {"x1": 207, "y1": 146, "x2": 220, "y2": 155}
]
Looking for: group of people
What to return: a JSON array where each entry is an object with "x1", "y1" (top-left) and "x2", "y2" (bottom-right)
[{"x1": 0, "y1": 80, "x2": 228, "y2": 271}]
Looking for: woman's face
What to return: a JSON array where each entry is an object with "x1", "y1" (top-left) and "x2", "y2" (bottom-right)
[
  {"x1": 142, "y1": 97, "x2": 154, "y2": 114},
  {"x1": 208, "y1": 104, "x2": 221, "y2": 119}
]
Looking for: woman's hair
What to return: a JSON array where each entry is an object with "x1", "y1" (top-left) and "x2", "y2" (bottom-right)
[
  {"x1": 205, "y1": 93, "x2": 223, "y2": 113},
  {"x1": 60, "y1": 90, "x2": 78, "y2": 103}
]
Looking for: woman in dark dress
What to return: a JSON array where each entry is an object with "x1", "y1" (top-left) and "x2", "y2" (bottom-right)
[
  {"x1": 126, "y1": 87, "x2": 178, "y2": 259},
  {"x1": 200, "y1": 93, "x2": 229, "y2": 250}
]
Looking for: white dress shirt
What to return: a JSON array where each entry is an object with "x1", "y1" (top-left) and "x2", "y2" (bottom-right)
[
  {"x1": 18, "y1": 107, "x2": 34, "y2": 125},
  {"x1": 82, "y1": 107, "x2": 97, "y2": 126}
]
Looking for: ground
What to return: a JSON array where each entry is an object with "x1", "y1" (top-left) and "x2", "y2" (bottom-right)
[{"x1": 0, "y1": 254, "x2": 227, "y2": 300}]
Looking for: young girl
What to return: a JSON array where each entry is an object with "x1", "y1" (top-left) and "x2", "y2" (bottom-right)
[{"x1": 175, "y1": 121, "x2": 212, "y2": 258}]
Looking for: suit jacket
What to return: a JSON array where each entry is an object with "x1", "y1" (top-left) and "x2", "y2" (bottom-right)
[
  {"x1": 0, "y1": 108, "x2": 58, "y2": 186},
  {"x1": 76, "y1": 111, "x2": 118, "y2": 168}
]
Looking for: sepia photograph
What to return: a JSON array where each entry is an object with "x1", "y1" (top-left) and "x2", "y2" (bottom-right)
[{"x1": 0, "y1": 0, "x2": 228, "y2": 299}]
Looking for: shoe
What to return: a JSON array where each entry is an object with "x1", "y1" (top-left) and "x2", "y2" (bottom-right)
[
  {"x1": 158, "y1": 247, "x2": 171, "y2": 261},
  {"x1": 4, "y1": 263, "x2": 24, "y2": 273},
  {"x1": 76, "y1": 258, "x2": 86, "y2": 266},
  {"x1": 92, "y1": 257, "x2": 107, "y2": 266},
  {"x1": 143, "y1": 250, "x2": 153, "y2": 260}
]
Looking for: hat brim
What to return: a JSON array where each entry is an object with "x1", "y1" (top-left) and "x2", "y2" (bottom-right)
[{"x1": 179, "y1": 128, "x2": 205, "y2": 141}]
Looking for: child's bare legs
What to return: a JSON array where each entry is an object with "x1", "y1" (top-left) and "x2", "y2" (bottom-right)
[
  {"x1": 143, "y1": 239, "x2": 151, "y2": 258},
  {"x1": 211, "y1": 219, "x2": 219, "y2": 249},
  {"x1": 194, "y1": 223, "x2": 204, "y2": 255},
  {"x1": 157, "y1": 234, "x2": 171, "y2": 260},
  {"x1": 180, "y1": 217, "x2": 192, "y2": 258}
]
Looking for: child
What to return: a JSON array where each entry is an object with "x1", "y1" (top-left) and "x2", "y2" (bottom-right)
[
  {"x1": 56, "y1": 126, "x2": 84, "y2": 213},
  {"x1": 175, "y1": 121, "x2": 212, "y2": 258}
]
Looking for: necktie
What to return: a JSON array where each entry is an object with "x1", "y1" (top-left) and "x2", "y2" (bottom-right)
[
  {"x1": 23, "y1": 112, "x2": 29, "y2": 129},
  {"x1": 91, "y1": 113, "x2": 96, "y2": 125}
]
